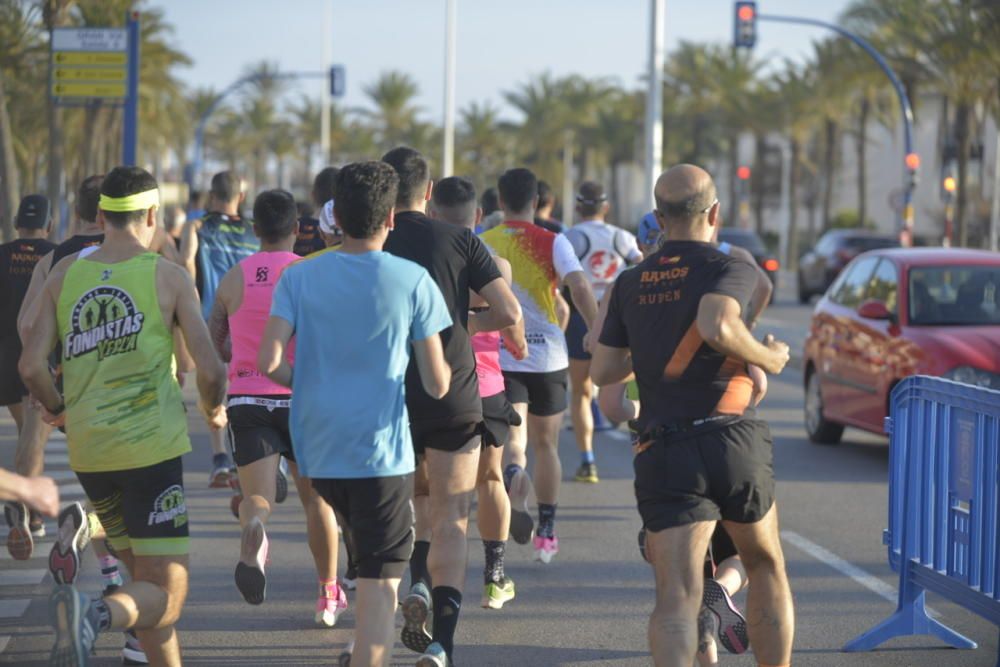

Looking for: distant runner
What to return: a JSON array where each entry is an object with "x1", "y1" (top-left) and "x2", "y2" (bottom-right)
[{"x1": 294, "y1": 167, "x2": 339, "y2": 256}]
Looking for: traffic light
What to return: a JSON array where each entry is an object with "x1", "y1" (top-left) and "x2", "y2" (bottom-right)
[
  {"x1": 734, "y1": 2, "x2": 757, "y2": 48},
  {"x1": 737, "y1": 165, "x2": 751, "y2": 180},
  {"x1": 942, "y1": 176, "x2": 957, "y2": 194},
  {"x1": 329, "y1": 65, "x2": 346, "y2": 98}
]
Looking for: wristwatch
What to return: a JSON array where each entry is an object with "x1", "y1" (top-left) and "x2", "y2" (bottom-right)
[{"x1": 49, "y1": 403, "x2": 65, "y2": 417}]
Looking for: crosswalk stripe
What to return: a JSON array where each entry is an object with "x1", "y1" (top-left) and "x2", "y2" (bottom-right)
[
  {"x1": 0, "y1": 569, "x2": 47, "y2": 586},
  {"x1": 48, "y1": 469, "x2": 77, "y2": 482},
  {"x1": 0, "y1": 599, "x2": 31, "y2": 618},
  {"x1": 0, "y1": 635, "x2": 9, "y2": 654},
  {"x1": 45, "y1": 453, "x2": 70, "y2": 465}
]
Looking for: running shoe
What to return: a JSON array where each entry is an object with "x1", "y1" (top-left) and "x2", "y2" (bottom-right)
[
  {"x1": 506, "y1": 467, "x2": 534, "y2": 545},
  {"x1": 400, "y1": 581, "x2": 432, "y2": 653},
  {"x1": 5, "y1": 501, "x2": 33, "y2": 560},
  {"x1": 574, "y1": 462, "x2": 599, "y2": 483},
  {"x1": 315, "y1": 582, "x2": 348, "y2": 627},
  {"x1": 340, "y1": 566, "x2": 357, "y2": 592},
  {"x1": 48, "y1": 584, "x2": 99, "y2": 667},
  {"x1": 209, "y1": 453, "x2": 234, "y2": 488},
  {"x1": 481, "y1": 576, "x2": 516, "y2": 610},
  {"x1": 416, "y1": 641, "x2": 450, "y2": 667},
  {"x1": 234, "y1": 517, "x2": 268, "y2": 605},
  {"x1": 337, "y1": 640, "x2": 354, "y2": 667},
  {"x1": 30, "y1": 509, "x2": 46, "y2": 537},
  {"x1": 533, "y1": 535, "x2": 559, "y2": 564},
  {"x1": 275, "y1": 458, "x2": 288, "y2": 504},
  {"x1": 50, "y1": 503, "x2": 91, "y2": 585},
  {"x1": 121, "y1": 629, "x2": 149, "y2": 665},
  {"x1": 702, "y1": 578, "x2": 749, "y2": 654}
]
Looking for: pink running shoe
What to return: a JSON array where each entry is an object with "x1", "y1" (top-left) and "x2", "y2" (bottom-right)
[
  {"x1": 315, "y1": 581, "x2": 349, "y2": 627},
  {"x1": 533, "y1": 535, "x2": 559, "y2": 564}
]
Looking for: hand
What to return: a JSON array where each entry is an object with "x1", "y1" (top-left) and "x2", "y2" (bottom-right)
[
  {"x1": 199, "y1": 401, "x2": 227, "y2": 431},
  {"x1": 502, "y1": 335, "x2": 529, "y2": 361},
  {"x1": 748, "y1": 364, "x2": 768, "y2": 406},
  {"x1": 40, "y1": 404, "x2": 66, "y2": 428},
  {"x1": 20, "y1": 476, "x2": 60, "y2": 518},
  {"x1": 761, "y1": 334, "x2": 790, "y2": 375}
]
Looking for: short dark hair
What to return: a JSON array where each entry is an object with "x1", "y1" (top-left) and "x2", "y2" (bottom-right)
[
  {"x1": 210, "y1": 171, "x2": 241, "y2": 202},
  {"x1": 381, "y1": 146, "x2": 429, "y2": 207},
  {"x1": 537, "y1": 180, "x2": 555, "y2": 207},
  {"x1": 76, "y1": 174, "x2": 104, "y2": 223},
  {"x1": 312, "y1": 166, "x2": 339, "y2": 206},
  {"x1": 498, "y1": 168, "x2": 538, "y2": 214},
  {"x1": 481, "y1": 187, "x2": 500, "y2": 216},
  {"x1": 334, "y1": 161, "x2": 399, "y2": 240},
  {"x1": 100, "y1": 166, "x2": 159, "y2": 228},
  {"x1": 252, "y1": 189, "x2": 299, "y2": 243},
  {"x1": 576, "y1": 181, "x2": 607, "y2": 218},
  {"x1": 432, "y1": 176, "x2": 477, "y2": 209}
]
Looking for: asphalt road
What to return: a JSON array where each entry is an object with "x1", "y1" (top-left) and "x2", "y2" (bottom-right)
[{"x1": 1, "y1": 290, "x2": 997, "y2": 666}]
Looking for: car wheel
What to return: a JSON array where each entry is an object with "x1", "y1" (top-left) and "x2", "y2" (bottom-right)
[{"x1": 805, "y1": 370, "x2": 844, "y2": 445}]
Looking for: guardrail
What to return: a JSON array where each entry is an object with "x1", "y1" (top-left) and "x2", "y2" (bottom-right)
[{"x1": 843, "y1": 376, "x2": 1000, "y2": 664}]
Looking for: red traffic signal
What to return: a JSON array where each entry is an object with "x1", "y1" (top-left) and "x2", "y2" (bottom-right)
[
  {"x1": 905, "y1": 152, "x2": 920, "y2": 171},
  {"x1": 738, "y1": 5, "x2": 754, "y2": 21},
  {"x1": 734, "y1": 2, "x2": 757, "y2": 48},
  {"x1": 737, "y1": 165, "x2": 751, "y2": 180}
]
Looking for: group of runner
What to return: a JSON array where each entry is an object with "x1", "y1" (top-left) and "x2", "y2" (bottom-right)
[{"x1": 0, "y1": 150, "x2": 794, "y2": 667}]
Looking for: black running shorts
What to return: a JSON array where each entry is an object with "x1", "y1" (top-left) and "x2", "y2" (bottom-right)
[
  {"x1": 411, "y1": 418, "x2": 482, "y2": 456},
  {"x1": 481, "y1": 392, "x2": 521, "y2": 448},
  {"x1": 311, "y1": 474, "x2": 413, "y2": 579},
  {"x1": 0, "y1": 337, "x2": 27, "y2": 407},
  {"x1": 76, "y1": 457, "x2": 189, "y2": 557},
  {"x1": 503, "y1": 369, "x2": 568, "y2": 417},
  {"x1": 635, "y1": 418, "x2": 775, "y2": 532},
  {"x1": 704, "y1": 524, "x2": 739, "y2": 578},
  {"x1": 227, "y1": 396, "x2": 295, "y2": 467}
]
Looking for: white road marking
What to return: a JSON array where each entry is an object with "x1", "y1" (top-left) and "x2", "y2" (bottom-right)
[
  {"x1": 0, "y1": 599, "x2": 31, "y2": 618},
  {"x1": 604, "y1": 429, "x2": 630, "y2": 442},
  {"x1": 0, "y1": 569, "x2": 47, "y2": 586},
  {"x1": 0, "y1": 635, "x2": 9, "y2": 654},
  {"x1": 781, "y1": 530, "x2": 898, "y2": 604}
]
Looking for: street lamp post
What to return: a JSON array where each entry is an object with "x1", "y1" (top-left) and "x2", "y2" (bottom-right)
[
  {"x1": 442, "y1": 0, "x2": 457, "y2": 178},
  {"x1": 643, "y1": 0, "x2": 665, "y2": 209}
]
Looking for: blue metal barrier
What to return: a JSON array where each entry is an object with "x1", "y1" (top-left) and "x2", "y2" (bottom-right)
[{"x1": 844, "y1": 376, "x2": 1000, "y2": 665}]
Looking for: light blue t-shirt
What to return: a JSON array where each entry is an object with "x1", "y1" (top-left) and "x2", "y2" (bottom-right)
[{"x1": 270, "y1": 249, "x2": 452, "y2": 479}]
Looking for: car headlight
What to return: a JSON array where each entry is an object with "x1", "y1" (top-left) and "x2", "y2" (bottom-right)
[{"x1": 944, "y1": 366, "x2": 1000, "y2": 390}]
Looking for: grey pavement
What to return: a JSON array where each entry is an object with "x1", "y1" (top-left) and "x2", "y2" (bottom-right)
[{"x1": 1, "y1": 303, "x2": 998, "y2": 665}]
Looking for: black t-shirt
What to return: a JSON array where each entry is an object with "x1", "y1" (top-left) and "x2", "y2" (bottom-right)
[
  {"x1": 52, "y1": 233, "x2": 104, "y2": 265},
  {"x1": 294, "y1": 216, "x2": 326, "y2": 257},
  {"x1": 600, "y1": 240, "x2": 758, "y2": 430},
  {"x1": 0, "y1": 237, "x2": 56, "y2": 341},
  {"x1": 384, "y1": 211, "x2": 502, "y2": 426},
  {"x1": 534, "y1": 217, "x2": 564, "y2": 234}
]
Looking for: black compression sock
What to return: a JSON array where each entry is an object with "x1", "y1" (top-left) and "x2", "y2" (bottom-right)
[
  {"x1": 483, "y1": 540, "x2": 506, "y2": 584},
  {"x1": 90, "y1": 598, "x2": 112, "y2": 632},
  {"x1": 538, "y1": 503, "x2": 557, "y2": 538},
  {"x1": 409, "y1": 540, "x2": 431, "y2": 589},
  {"x1": 431, "y1": 585, "x2": 462, "y2": 658}
]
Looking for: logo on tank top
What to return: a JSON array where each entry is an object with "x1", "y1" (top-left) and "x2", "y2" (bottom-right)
[
  {"x1": 255, "y1": 266, "x2": 269, "y2": 282},
  {"x1": 588, "y1": 250, "x2": 622, "y2": 280},
  {"x1": 64, "y1": 286, "x2": 145, "y2": 361}
]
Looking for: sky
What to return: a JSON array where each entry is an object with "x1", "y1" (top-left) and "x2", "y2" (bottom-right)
[{"x1": 158, "y1": 0, "x2": 853, "y2": 123}]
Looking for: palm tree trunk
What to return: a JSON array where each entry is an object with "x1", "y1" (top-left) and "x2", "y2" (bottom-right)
[
  {"x1": 788, "y1": 138, "x2": 802, "y2": 272},
  {"x1": 954, "y1": 102, "x2": 971, "y2": 247},
  {"x1": 821, "y1": 119, "x2": 837, "y2": 232},
  {"x1": 856, "y1": 97, "x2": 870, "y2": 227},
  {"x1": 0, "y1": 69, "x2": 20, "y2": 242},
  {"x1": 752, "y1": 132, "x2": 766, "y2": 234}
]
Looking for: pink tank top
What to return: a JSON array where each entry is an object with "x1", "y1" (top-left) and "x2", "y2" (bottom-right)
[
  {"x1": 472, "y1": 331, "x2": 505, "y2": 398},
  {"x1": 227, "y1": 251, "x2": 299, "y2": 396}
]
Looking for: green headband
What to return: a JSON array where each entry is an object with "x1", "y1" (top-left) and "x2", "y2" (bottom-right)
[{"x1": 99, "y1": 188, "x2": 159, "y2": 212}]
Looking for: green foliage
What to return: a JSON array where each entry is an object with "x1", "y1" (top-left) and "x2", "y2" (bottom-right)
[{"x1": 829, "y1": 210, "x2": 876, "y2": 230}]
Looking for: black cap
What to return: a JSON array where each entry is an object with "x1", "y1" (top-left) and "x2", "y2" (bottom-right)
[{"x1": 15, "y1": 194, "x2": 50, "y2": 229}]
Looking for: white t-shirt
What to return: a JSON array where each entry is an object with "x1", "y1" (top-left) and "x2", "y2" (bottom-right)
[{"x1": 564, "y1": 220, "x2": 642, "y2": 301}]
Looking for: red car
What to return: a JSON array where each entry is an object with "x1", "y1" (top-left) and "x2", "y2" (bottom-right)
[{"x1": 803, "y1": 248, "x2": 1000, "y2": 444}]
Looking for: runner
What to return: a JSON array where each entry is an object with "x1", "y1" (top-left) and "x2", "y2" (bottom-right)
[
  {"x1": 258, "y1": 161, "x2": 452, "y2": 667},
  {"x1": 430, "y1": 176, "x2": 528, "y2": 611},
  {"x1": 480, "y1": 168, "x2": 598, "y2": 564},
  {"x1": 381, "y1": 147, "x2": 521, "y2": 666},
  {"x1": 591, "y1": 163, "x2": 793, "y2": 666},
  {"x1": 208, "y1": 188, "x2": 345, "y2": 624},
  {"x1": 533, "y1": 180, "x2": 563, "y2": 233},
  {"x1": 562, "y1": 181, "x2": 642, "y2": 484},
  {"x1": 19, "y1": 166, "x2": 228, "y2": 667},
  {"x1": 294, "y1": 167, "x2": 339, "y2": 256},
  {"x1": 179, "y1": 171, "x2": 260, "y2": 487}
]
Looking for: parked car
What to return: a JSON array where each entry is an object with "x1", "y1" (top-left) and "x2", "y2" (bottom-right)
[
  {"x1": 718, "y1": 228, "x2": 779, "y2": 301},
  {"x1": 802, "y1": 248, "x2": 1000, "y2": 444},
  {"x1": 798, "y1": 230, "x2": 899, "y2": 303}
]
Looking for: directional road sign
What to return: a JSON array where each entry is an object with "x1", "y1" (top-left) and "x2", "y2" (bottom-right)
[{"x1": 50, "y1": 27, "x2": 128, "y2": 102}]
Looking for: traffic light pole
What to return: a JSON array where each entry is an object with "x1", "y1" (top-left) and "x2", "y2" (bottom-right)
[
  {"x1": 755, "y1": 13, "x2": 917, "y2": 245},
  {"x1": 122, "y1": 11, "x2": 140, "y2": 165}
]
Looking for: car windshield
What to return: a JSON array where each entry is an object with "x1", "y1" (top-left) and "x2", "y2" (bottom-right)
[
  {"x1": 844, "y1": 236, "x2": 899, "y2": 252},
  {"x1": 909, "y1": 265, "x2": 1000, "y2": 326},
  {"x1": 718, "y1": 229, "x2": 766, "y2": 255}
]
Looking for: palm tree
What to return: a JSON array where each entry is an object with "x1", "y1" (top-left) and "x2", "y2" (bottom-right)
[
  {"x1": 288, "y1": 95, "x2": 320, "y2": 188},
  {"x1": 42, "y1": 0, "x2": 72, "y2": 237},
  {"x1": 362, "y1": 70, "x2": 420, "y2": 151},
  {"x1": 457, "y1": 100, "x2": 510, "y2": 190},
  {"x1": 663, "y1": 42, "x2": 726, "y2": 166},
  {"x1": 592, "y1": 89, "x2": 643, "y2": 222},
  {"x1": 503, "y1": 72, "x2": 571, "y2": 190},
  {"x1": 239, "y1": 60, "x2": 290, "y2": 192}
]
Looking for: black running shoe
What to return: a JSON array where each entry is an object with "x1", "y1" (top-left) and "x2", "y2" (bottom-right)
[{"x1": 702, "y1": 578, "x2": 749, "y2": 654}]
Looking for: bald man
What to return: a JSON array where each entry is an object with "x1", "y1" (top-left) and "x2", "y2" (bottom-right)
[{"x1": 591, "y1": 164, "x2": 793, "y2": 667}]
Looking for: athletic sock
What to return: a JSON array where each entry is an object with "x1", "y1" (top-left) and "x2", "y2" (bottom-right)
[
  {"x1": 538, "y1": 503, "x2": 557, "y2": 539},
  {"x1": 90, "y1": 598, "x2": 112, "y2": 632},
  {"x1": 212, "y1": 452, "x2": 230, "y2": 468},
  {"x1": 581, "y1": 450, "x2": 595, "y2": 465},
  {"x1": 503, "y1": 463, "x2": 522, "y2": 493},
  {"x1": 319, "y1": 578, "x2": 339, "y2": 598},
  {"x1": 430, "y1": 585, "x2": 462, "y2": 658},
  {"x1": 99, "y1": 555, "x2": 122, "y2": 588},
  {"x1": 483, "y1": 540, "x2": 506, "y2": 584},
  {"x1": 409, "y1": 540, "x2": 431, "y2": 590}
]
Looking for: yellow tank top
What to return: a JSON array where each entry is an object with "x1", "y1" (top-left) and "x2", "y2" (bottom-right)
[{"x1": 57, "y1": 253, "x2": 190, "y2": 472}]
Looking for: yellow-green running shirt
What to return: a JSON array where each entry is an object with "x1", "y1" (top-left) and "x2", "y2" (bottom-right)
[{"x1": 57, "y1": 253, "x2": 191, "y2": 472}]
